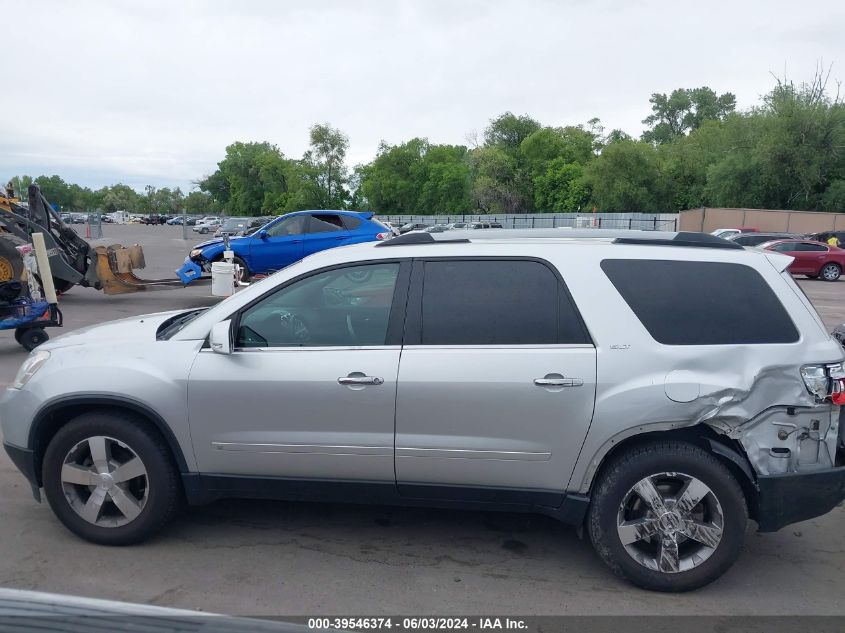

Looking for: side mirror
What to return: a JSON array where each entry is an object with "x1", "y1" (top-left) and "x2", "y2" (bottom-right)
[
  {"x1": 257, "y1": 229, "x2": 269, "y2": 240},
  {"x1": 209, "y1": 319, "x2": 233, "y2": 354}
]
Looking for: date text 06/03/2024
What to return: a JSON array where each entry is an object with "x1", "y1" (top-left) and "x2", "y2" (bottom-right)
[{"x1": 307, "y1": 617, "x2": 528, "y2": 630}]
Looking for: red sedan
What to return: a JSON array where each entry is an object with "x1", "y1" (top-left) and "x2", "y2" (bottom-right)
[{"x1": 760, "y1": 239, "x2": 845, "y2": 281}]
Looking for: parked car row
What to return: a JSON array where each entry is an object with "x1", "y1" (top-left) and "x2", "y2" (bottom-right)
[
  {"x1": 397, "y1": 221, "x2": 503, "y2": 234},
  {"x1": 711, "y1": 228, "x2": 845, "y2": 281}
]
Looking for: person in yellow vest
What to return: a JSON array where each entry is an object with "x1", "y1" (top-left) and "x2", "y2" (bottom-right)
[{"x1": 827, "y1": 234, "x2": 841, "y2": 248}]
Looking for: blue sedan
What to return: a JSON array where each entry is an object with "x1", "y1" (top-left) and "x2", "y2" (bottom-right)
[{"x1": 176, "y1": 210, "x2": 392, "y2": 284}]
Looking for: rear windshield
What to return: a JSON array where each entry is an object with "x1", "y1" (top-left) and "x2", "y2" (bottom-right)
[{"x1": 601, "y1": 259, "x2": 799, "y2": 345}]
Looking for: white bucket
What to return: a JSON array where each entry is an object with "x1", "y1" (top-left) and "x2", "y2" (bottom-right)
[{"x1": 211, "y1": 261, "x2": 235, "y2": 296}]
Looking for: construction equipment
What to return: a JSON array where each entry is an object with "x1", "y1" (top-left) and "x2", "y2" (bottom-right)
[{"x1": 1, "y1": 183, "x2": 185, "y2": 295}]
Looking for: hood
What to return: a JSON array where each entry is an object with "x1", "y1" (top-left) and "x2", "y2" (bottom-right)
[
  {"x1": 41, "y1": 309, "x2": 189, "y2": 350},
  {"x1": 194, "y1": 235, "x2": 249, "y2": 250}
]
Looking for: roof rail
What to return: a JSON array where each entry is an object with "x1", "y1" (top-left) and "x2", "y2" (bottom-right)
[
  {"x1": 375, "y1": 229, "x2": 742, "y2": 250},
  {"x1": 613, "y1": 231, "x2": 743, "y2": 250},
  {"x1": 376, "y1": 232, "x2": 469, "y2": 247}
]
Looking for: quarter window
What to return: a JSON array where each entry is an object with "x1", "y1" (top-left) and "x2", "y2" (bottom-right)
[
  {"x1": 419, "y1": 260, "x2": 588, "y2": 345},
  {"x1": 601, "y1": 259, "x2": 798, "y2": 345},
  {"x1": 342, "y1": 216, "x2": 363, "y2": 230},
  {"x1": 236, "y1": 263, "x2": 400, "y2": 348},
  {"x1": 310, "y1": 214, "x2": 345, "y2": 233}
]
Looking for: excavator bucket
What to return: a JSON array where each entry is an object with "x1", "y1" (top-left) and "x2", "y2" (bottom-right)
[{"x1": 94, "y1": 244, "x2": 186, "y2": 295}]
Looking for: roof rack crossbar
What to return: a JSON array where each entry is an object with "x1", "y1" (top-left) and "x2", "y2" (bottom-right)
[
  {"x1": 376, "y1": 233, "x2": 470, "y2": 247},
  {"x1": 613, "y1": 231, "x2": 743, "y2": 250}
]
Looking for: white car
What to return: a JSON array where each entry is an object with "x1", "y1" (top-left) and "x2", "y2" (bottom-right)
[
  {"x1": 192, "y1": 219, "x2": 222, "y2": 234},
  {"x1": 4, "y1": 229, "x2": 845, "y2": 592}
]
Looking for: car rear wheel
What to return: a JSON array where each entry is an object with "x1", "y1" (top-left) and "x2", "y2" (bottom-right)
[
  {"x1": 42, "y1": 411, "x2": 181, "y2": 545},
  {"x1": 588, "y1": 440, "x2": 747, "y2": 592},
  {"x1": 821, "y1": 263, "x2": 841, "y2": 281}
]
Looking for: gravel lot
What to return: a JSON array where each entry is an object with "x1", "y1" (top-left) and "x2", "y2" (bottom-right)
[{"x1": 0, "y1": 225, "x2": 843, "y2": 615}]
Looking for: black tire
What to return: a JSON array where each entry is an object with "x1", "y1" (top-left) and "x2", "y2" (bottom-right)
[
  {"x1": 0, "y1": 234, "x2": 27, "y2": 287},
  {"x1": 52, "y1": 277, "x2": 75, "y2": 294},
  {"x1": 232, "y1": 256, "x2": 251, "y2": 282},
  {"x1": 42, "y1": 411, "x2": 181, "y2": 545},
  {"x1": 588, "y1": 440, "x2": 747, "y2": 592},
  {"x1": 19, "y1": 327, "x2": 49, "y2": 351},
  {"x1": 821, "y1": 263, "x2": 841, "y2": 282}
]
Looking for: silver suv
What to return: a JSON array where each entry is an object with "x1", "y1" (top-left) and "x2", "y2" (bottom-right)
[{"x1": 3, "y1": 230, "x2": 845, "y2": 592}]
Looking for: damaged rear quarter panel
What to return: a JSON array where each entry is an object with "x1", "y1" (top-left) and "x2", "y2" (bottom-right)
[{"x1": 557, "y1": 247, "x2": 844, "y2": 494}]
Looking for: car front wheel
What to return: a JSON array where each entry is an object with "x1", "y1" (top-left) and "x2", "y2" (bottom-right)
[
  {"x1": 588, "y1": 440, "x2": 747, "y2": 592},
  {"x1": 42, "y1": 411, "x2": 181, "y2": 545}
]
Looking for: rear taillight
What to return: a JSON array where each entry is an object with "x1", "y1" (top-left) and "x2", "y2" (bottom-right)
[
  {"x1": 376, "y1": 232, "x2": 390, "y2": 240},
  {"x1": 801, "y1": 362, "x2": 845, "y2": 402}
]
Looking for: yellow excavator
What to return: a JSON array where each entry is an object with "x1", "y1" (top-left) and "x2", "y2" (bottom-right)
[{"x1": 1, "y1": 182, "x2": 184, "y2": 295}]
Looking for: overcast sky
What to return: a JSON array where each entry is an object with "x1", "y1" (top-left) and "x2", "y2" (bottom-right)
[{"x1": 2, "y1": 0, "x2": 842, "y2": 192}]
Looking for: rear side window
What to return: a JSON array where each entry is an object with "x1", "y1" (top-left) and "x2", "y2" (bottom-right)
[
  {"x1": 796, "y1": 243, "x2": 827, "y2": 252},
  {"x1": 419, "y1": 260, "x2": 589, "y2": 345},
  {"x1": 601, "y1": 259, "x2": 798, "y2": 345},
  {"x1": 310, "y1": 214, "x2": 345, "y2": 233},
  {"x1": 342, "y1": 215, "x2": 362, "y2": 230}
]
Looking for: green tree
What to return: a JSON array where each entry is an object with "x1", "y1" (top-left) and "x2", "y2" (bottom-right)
[
  {"x1": 585, "y1": 139, "x2": 672, "y2": 211},
  {"x1": 358, "y1": 139, "x2": 471, "y2": 214},
  {"x1": 520, "y1": 126, "x2": 595, "y2": 171},
  {"x1": 822, "y1": 181, "x2": 845, "y2": 212},
  {"x1": 470, "y1": 146, "x2": 528, "y2": 213},
  {"x1": 99, "y1": 183, "x2": 142, "y2": 212},
  {"x1": 484, "y1": 112, "x2": 541, "y2": 151},
  {"x1": 34, "y1": 175, "x2": 71, "y2": 208},
  {"x1": 198, "y1": 141, "x2": 294, "y2": 215},
  {"x1": 416, "y1": 144, "x2": 472, "y2": 214},
  {"x1": 185, "y1": 191, "x2": 217, "y2": 215},
  {"x1": 534, "y1": 159, "x2": 591, "y2": 211},
  {"x1": 298, "y1": 123, "x2": 350, "y2": 209},
  {"x1": 642, "y1": 87, "x2": 736, "y2": 144}
]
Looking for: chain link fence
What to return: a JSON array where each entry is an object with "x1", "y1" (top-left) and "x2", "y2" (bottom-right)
[{"x1": 377, "y1": 213, "x2": 679, "y2": 231}]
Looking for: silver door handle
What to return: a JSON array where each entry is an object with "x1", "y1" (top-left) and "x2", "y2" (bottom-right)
[
  {"x1": 338, "y1": 375, "x2": 384, "y2": 386},
  {"x1": 534, "y1": 377, "x2": 584, "y2": 387}
]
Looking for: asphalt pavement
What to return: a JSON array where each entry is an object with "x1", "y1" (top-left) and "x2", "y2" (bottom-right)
[{"x1": 0, "y1": 225, "x2": 843, "y2": 615}]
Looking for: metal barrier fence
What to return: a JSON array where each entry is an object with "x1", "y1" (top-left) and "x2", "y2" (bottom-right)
[{"x1": 377, "y1": 213, "x2": 679, "y2": 231}]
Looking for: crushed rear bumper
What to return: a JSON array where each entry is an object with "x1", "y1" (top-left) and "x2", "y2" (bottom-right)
[{"x1": 755, "y1": 466, "x2": 845, "y2": 532}]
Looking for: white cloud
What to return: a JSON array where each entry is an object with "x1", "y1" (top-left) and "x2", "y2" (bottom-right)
[{"x1": 1, "y1": 0, "x2": 842, "y2": 190}]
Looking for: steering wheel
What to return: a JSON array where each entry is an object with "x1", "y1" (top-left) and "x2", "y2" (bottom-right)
[
  {"x1": 274, "y1": 309, "x2": 311, "y2": 345},
  {"x1": 324, "y1": 287, "x2": 346, "y2": 306}
]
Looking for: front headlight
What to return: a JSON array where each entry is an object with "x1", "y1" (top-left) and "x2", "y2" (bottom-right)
[
  {"x1": 190, "y1": 249, "x2": 203, "y2": 259},
  {"x1": 12, "y1": 350, "x2": 50, "y2": 390}
]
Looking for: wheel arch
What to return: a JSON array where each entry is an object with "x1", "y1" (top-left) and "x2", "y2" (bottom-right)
[
  {"x1": 585, "y1": 425, "x2": 759, "y2": 520},
  {"x1": 28, "y1": 395, "x2": 190, "y2": 486}
]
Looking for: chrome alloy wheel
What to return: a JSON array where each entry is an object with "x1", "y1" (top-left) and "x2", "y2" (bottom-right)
[
  {"x1": 616, "y1": 472, "x2": 724, "y2": 573},
  {"x1": 822, "y1": 264, "x2": 841, "y2": 281},
  {"x1": 60, "y1": 436, "x2": 148, "y2": 527}
]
